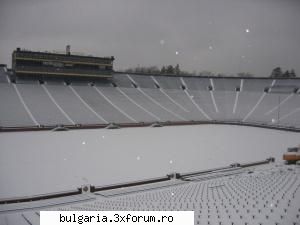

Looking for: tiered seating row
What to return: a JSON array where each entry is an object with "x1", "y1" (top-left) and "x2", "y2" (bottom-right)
[
  {"x1": 0, "y1": 164, "x2": 299, "y2": 225},
  {"x1": 0, "y1": 74, "x2": 299, "y2": 129}
]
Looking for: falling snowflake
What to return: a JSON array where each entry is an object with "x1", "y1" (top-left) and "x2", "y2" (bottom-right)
[
  {"x1": 169, "y1": 160, "x2": 173, "y2": 164},
  {"x1": 160, "y1": 40, "x2": 165, "y2": 45},
  {"x1": 209, "y1": 46, "x2": 213, "y2": 50},
  {"x1": 175, "y1": 51, "x2": 179, "y2": 55},
  {"x1": 137, "y1": 156, "x2": 141, "y2": 160},
  {"x1": 245, "y1": 29, "x2": 250, "y2": 33},
  {"x1": 82, "y1": 141, "x2": 86, "y2": 145}
]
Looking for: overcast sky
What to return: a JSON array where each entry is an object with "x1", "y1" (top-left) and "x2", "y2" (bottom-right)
[{"x1": 0, "y1": 0, "x2": 299, "y2": 76}]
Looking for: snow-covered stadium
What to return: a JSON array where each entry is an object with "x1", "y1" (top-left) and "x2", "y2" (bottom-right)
[{"x1": 0, "y1": 56, "x2": 300, "y2": 225}]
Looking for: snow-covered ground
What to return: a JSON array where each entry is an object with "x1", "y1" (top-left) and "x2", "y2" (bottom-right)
[{"x1": 0, "y1": 124, "x2": 299, "y2": 199}]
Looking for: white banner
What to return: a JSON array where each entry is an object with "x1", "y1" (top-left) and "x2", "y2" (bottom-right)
[{"x1": 40, "y1": 211, "x2": 194, "y2": 225}]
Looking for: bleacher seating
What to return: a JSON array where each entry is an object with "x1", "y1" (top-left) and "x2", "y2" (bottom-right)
[
  {"x1": 243, "y1": 79, "x2": 274, "y2": 92},
  {"x1": 161, "y1": 89, "x2": 208, "y2": 121},
  {"x1": 71, "y1": 85, "x2": 132, "y2": 123},
  {"x1": 246, "y1": 93, "x2": 289, "y2": 124},
  {"x1": 153, "y1": 75, "x2": 183, "y2": 89},
  {"x1": 16, "y1": 84, "x2": 72, "y2": 126},
  {"x1": 235, "y1": 92, "x2": 266, "y2": 122},
  {"x1": 0, "y1": 71, "x2": 299, "y2": 129},
  {"x1": 113, "y1": 75, "x2": 133, "y2": 88},
  {"x1": 66, "y1": 164, "x2": 300, "y2": 225},
  {"x1": 183, "y1": 77, "x2": 211, "y2": 90},
  {"x1": 99, "y1": 87, "x2": 155, "y2": 122},
  {"x1": 213, "y1": 78, "x2": 241, "y2": 91},
  {"x1": 270, "y1": 79, "x2": 300, "y2": 93},
  {"x1": 1, "y1": 163, "x2": 299, "y2": 225},
  {"x1": 118, "y1": 87, "x2": 178, "y2": 122},
  {"x1": 1, "y1": 71, "x2": 300, "y2": 225},
  {"x1": 213, "y1": 91, "x2": 238, "y2": 121},
  {"x1": 129, "y1": 74, "x2": 156, "y2": 88},
  {"x1": 185, "y1": 89, "x2": 217, "y2": 120},
  {"x1": 0, "y1": 83, "x2": 35, "y2": 127},
  {"x1": 45, "y1": 84, "x2": 103, "y2": 124}
]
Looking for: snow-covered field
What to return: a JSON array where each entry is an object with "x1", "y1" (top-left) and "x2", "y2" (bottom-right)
[{"x1": 0, "y1": 124, "x2": 299, "y2": 199}]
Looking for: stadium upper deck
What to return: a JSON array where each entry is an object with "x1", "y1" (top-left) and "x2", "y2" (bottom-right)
[
  {"x1": 11, "y1": 48, "x2": 114, "y2": 79},
  {"x1": 0, "y1": 68, "x2": 299, "y2": 131}
]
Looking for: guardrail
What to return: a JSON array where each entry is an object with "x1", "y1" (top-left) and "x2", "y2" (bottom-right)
[
  {"x1": 0, "y1": 189, "x2": 81, "y2": 205},
  {"x1": 90, "y1": 176, "x2": 170, "y2": 193},
  {"x1": 180, "y1": 158, "x2": 275, "y2": 180},
  {"x1": 0, "y1": 158, "x2": 274, "y2": 205}
]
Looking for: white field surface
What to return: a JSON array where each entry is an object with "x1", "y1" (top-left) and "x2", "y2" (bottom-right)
[{"x1": 0, "y1": 124, "x2": 299, "y2": 199}]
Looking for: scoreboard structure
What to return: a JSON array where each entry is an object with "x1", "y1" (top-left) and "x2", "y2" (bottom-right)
[{"x1": 12, "y1": 47, "x2": 114, "y2": 79}]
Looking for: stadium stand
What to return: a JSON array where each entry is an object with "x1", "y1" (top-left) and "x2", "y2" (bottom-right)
[
  {"x1": 0, "y1": 70, "x2": 299, "y2": 129},
  {"x1": 43, "y1": 77, "x2": 65, "y2": 85},
  {"x1": 0, "y1": 162, "x2": 299, "y2": 225},
  {"x1": 152, "y1": 75, "x2": 183, "y2": 89},
  {"x1": 138, "y1": 88, "x2": 188, "y2": 121},
  {"x1": 118, "y1": 87, "x2": 179, "y2": 122},
  {"x1": 213, "y1": 78, "x2": 241, "y2": 91},
  {"x1": 185, "y1": 89, "x2": 216, "y2": 120},
  {"x1": 236, "y1": 92, "x2": 266, "y2": 122},
  {"x1": 276, "y1": 94, "x2": 300, "y2": 128},
  {"x1": 160, "y1": 89, "x2": 210, "y2": 121},
  {"x1": 3, "y1": 46, "x2": 300, "y2": 225},
  {"x1": 0, "y1": 83, "x2": 36, "y2": 127},
  {"x1": 15, "y1": 76, "x2": 39, "y2": 84},
  {"x1": 243, "y1": 79, "x2": 275, "y2": 92},
  {"x1": 1, "y1": 67, "x2": 300, "y2": 224},
  {"x1": 213, "y1": 91, "x2": 238, "y2": 121},
  {"x1": 270, "y1": 79, "x2": 300, "y2": 93},
  {"x1": 71, "y1": 85, "x2": 133, "y2": 123},
  {"x1": 66, "y1": 79, "x2": 90, "y2": 86},
  {"x1": 245, "y1": 93, "x2": 290, "y2": 125},
  {"x1": 129, "y1": 74, "x2": 156, "y2": 88},
  {"x1": 94, "y1": 79, "x2": 114, "y2": 87},
  {"x1": 113, "y1": 75, "x2": 134, "y2": 88},
  {"x1": 44, "y1": 84, "x2": 103, "y2": 124},
  {"x1": 98, "y1": 87, "x2": 155, "y2": 123},
  {"x1": 16, "y1": 84, "x2": 72, "y2": 126},
  {"x1": 183, "y1": 77, "x2": 211, "y2": 90}
]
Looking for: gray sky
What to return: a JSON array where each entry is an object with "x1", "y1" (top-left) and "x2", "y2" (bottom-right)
[{"x1": 0, "y1": 0, "x2": 299, "y2": 76}]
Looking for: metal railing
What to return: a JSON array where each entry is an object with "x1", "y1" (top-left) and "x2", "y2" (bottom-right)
[{"x1": 0, "y1": 158, "x2": 274, "y2": 205}]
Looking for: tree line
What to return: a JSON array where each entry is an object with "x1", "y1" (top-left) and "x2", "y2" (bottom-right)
[
  {"x1": 124, "y1": 64, "x2": 181, "y2": 75},
  {"x1": 122, "y1": 65, "x2": 297, "y2": 78},
  {"x1": 270, "y1": 67, "x2": 296, "y2": 78}
]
